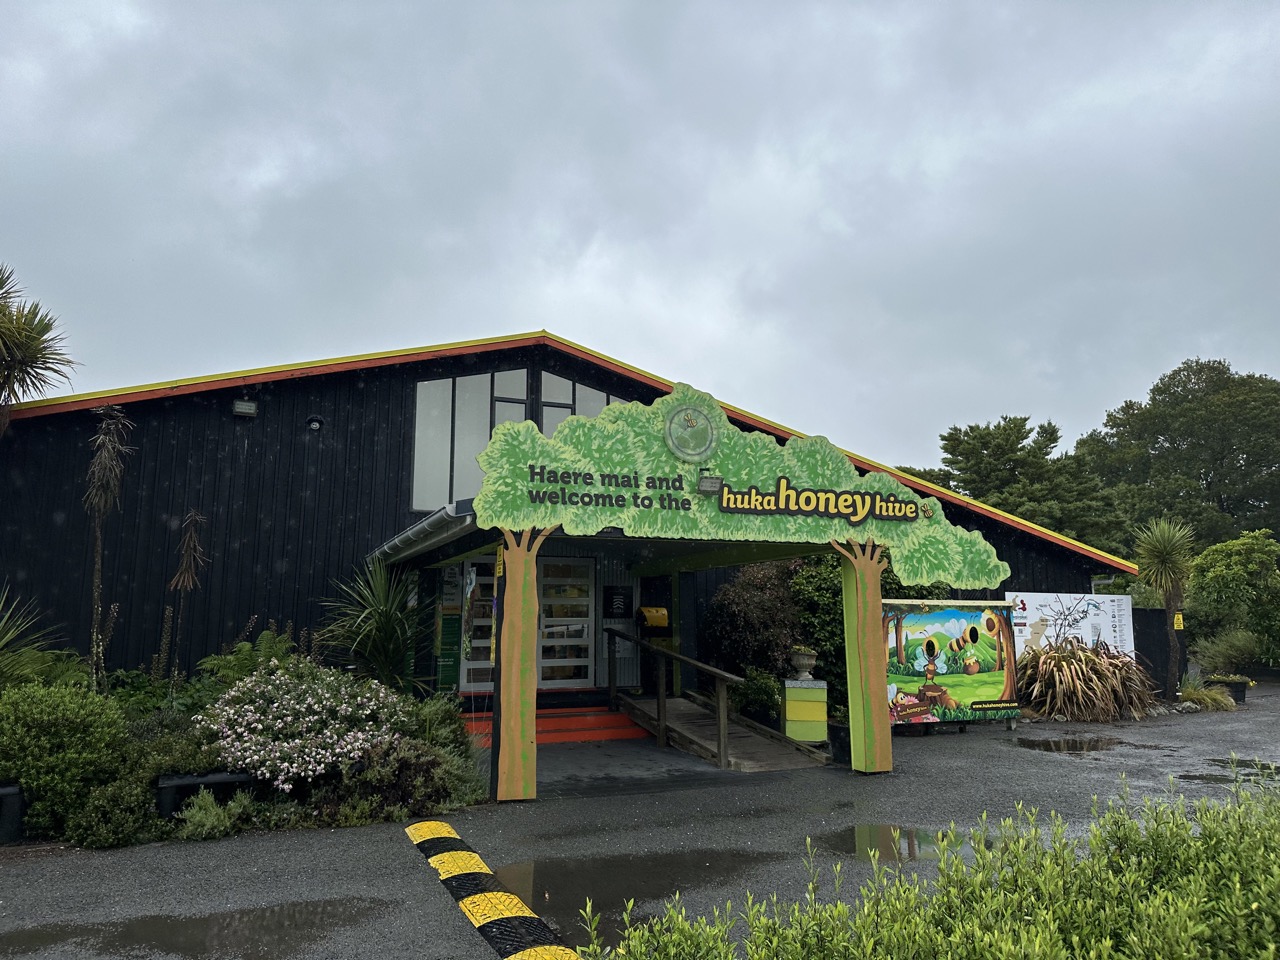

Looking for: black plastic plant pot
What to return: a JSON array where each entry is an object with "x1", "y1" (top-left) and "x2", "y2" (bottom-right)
[
  {"x1": 0, "y1": 784, "x2": 23, "y2": 844},
  {"x1": 1209, "y1": 680, "x2": 1248, "y2": 704},
  {"x1": 827, "y1": 720, "x2": 851, "y2": 766}
]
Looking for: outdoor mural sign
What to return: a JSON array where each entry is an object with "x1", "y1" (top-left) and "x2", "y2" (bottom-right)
[
  {"x1": 473, "y1": 384, "x2": 1010, "y2": 798},
  {"x1": 1006, "y1": 592, "x2": 1135, "y2": 658},
  {"x1": 883, "y1": 601, "x2": 1020, "y2": 725}
]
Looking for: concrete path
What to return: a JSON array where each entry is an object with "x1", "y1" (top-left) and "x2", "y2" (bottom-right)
[{"x1": 1, "y1": 683, "x2": 1277, "y2": 959}]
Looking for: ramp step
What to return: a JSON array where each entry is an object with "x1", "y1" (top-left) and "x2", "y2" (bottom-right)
[{"x1": 464, "y1": 707, "x2": 648, "y2": 744}]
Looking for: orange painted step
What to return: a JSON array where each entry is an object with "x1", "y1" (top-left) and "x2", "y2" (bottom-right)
[{"x1": 464, "y1": 707, "x2": 649, "y2": 744}]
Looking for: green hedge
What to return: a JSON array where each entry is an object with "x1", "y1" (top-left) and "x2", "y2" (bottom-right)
[
  {"x1": 580, "y1": 779, "x2": 1280, "y2": 959},
  {"x1": 0, "y1": 683, "x2": 128, "y2": 839}
]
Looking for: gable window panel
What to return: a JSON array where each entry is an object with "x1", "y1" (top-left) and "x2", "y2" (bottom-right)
[
  {"x1": 542, "y1": 405, "x2": 572, "y2": 437},
  {"x1": 412, "y1": 380, "x2": 452, "y2": 511},
  {"x1": 495, "y1": 399, "x2": 527, "y2": 426},
  {"x1": 451, "y1": 373, "x2": 490, "y2": 501},
  {"x1": 576, "y1": 385, "x2": 606, "y2": 419},
  {"x1": 494, "y1": 368, "x2": 527, "y2": 400},
  {"x1": 542, "y1": 371, "x2": 573, "y2": 403}
]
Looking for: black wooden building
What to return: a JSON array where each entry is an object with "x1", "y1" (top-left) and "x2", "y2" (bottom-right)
[{"x1": 1, "y1": 331, "x2": 1135, "y2": 683}]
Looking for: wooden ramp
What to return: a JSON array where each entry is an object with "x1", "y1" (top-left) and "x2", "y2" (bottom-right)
[{"x1": 616, "y1": 694, "x2": 828, "y2": 773}]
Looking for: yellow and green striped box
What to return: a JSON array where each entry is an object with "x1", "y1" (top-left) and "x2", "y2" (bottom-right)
[{"x1": 784, "y1": 679, "x2": 827, "y2": 743}]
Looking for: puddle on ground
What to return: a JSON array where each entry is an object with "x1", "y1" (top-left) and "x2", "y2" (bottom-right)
[
  {"x1": 1205, "y1": 757, "x2": 1279, "y2": 775},
  {"x1": 1015, "y1": 737, "x2": 1123, "y2": 754},
  {"x1": 1178, "y1": 758, "x2": 1279, "y2": 785},
  {"x1": 0, "y1": 897, "x2": 389, "y2": 959},
  {"x1": 817, "y1": 823, "x2": 941, "y2": 863},
  {"x1": 492, "y1": 849, "x2": 783, "y2": 948}
]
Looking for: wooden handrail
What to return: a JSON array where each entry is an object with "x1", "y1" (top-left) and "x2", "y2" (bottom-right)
[
  {"x1": 604, "y1": 627, "x2": 741, "y2": 769},
  {"x1": 603, "y1": 627, "x2": 743, "y2": 684}
]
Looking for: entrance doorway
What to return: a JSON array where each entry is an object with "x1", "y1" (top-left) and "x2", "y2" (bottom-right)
[
  {"x1": 537, "y1": 559, "x2": 595, "y2": 689},
  {"x1": 458, "y1": 557, "x2": 595, "y2": 692}
]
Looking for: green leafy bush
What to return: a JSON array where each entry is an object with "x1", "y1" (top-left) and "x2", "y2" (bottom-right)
[
  {"x1": 1016, "y1": 639, "x2": 1157, "y2": 721},
  {"x1": 1185, "y1": 529, "x2": 1280, "y2": 664},
  {"x1": 313, "y1": 736, "x2": 484, "y2": 824},
  {"x1": 580, "y1": 782, "x2": 1280, "y2": 959},
  {"x1": 107, "y1": 668, "x2": 221, "y2": 720},
  {"x1": 702, "y1": 563, "x2": 801, "y2": 679},
  {"x1": 1192, "y1": 626, "x2": 1263, "y2": 676},
  {"x1": 175, "y1": 787, "x2": 256, "y2": 841},
  {"x1": 406, "y1": 692, "x2": 474, "y2": 758},
  {"x1": 64, "y1": 777, "x2": 166, "y2": 848},
  {"x1": 729, "y1": 667, "x2": 783, "y2": 723},
  {"x1": 0, "y1": 683, "x2": 128, "y2": 838},
  {"x1": 126, "y1": 709, "x2": 222, "y2": 780}
]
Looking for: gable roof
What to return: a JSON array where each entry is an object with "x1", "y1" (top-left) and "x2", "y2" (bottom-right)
[{"x1": 10, "y1": 330, "x2": 1137, "y2": 574}]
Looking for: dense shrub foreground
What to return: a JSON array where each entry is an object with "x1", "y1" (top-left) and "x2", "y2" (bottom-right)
[
  {"x1": 0, "y1": 653, "x2": 484, "y2": 848},
  {"x1": 580, "y1": 781, "x2": 1280, "y2": 959}
]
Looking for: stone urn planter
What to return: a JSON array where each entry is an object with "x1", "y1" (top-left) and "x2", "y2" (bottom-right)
[{"x1": 790, "y1": 647, "x2": 818, "y2": 680}]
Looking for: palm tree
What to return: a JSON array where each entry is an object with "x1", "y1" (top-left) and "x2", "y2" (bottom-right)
[
  {"x1": 0, "y1": 264, "x2": 77, "y2": 438},
  {"x1": 1134, "y1": 518, "x2": 1197, "y2": 700}
]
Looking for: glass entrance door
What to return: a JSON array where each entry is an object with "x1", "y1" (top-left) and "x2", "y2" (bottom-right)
[
  {"x1": 457, "y1": 557, "x2": 595, "y2": 691},
  {"x1": 537, "y1": 559, "x2": 595, "y2": 689},
  {"x1": 458, "y1": 559, "x2": 496, "y2": 692}
]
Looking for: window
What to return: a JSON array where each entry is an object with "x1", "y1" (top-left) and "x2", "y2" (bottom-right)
[
  {"x1": 412, "y1": 367, "x2": 639, "y2": 510},
  {"x1": 412, "y1": 368, "x2": 529, "y2": 510}
]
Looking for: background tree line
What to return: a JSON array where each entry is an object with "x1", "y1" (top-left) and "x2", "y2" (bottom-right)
[{"x1": 898, "y1": 357, "x2": 1280, "y2": 674}]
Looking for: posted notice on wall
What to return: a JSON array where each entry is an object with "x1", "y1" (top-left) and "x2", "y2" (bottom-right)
[{"x1": 1005, "y1": 592, "x2": 1135, "y2": 658}]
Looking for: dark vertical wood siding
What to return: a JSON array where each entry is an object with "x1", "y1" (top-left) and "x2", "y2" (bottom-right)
[{"x1": 1, "y1": 342, "x2": 1109, "y2": 675}]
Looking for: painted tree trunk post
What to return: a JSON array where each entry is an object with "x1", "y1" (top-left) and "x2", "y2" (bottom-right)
[
  {"x1": 495, "y1": 525, "x2": 558, "y2": 801},
  {"x1": 832, "y1": 538, "x2": 892, "y2": 773},
  {"x1": 995, "y1": 609, "x2": 1018, "y2": 702}
]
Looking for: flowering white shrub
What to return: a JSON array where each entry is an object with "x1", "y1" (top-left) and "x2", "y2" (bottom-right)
[{"x1": 197, "y1": 658, "x2": 413, "y2": 791}]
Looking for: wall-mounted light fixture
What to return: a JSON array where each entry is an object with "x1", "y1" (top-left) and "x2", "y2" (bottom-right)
[
  {"x1": 231, "y1": 399, "x2": 258, "y2": 418},
  {"x1": 306, "y1": 415, "x2": 325, "y2": 431},
  {"x1": 696, "y1": 468, "x2": 723, "y2": 496}
]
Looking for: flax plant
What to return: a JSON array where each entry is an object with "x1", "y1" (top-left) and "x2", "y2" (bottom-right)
[
  {"x1": 0, "y1": 583, "x2": 61, "y2": 690},
  {"x1": 319, "y1": 559, "x2": 422, "y2": 693},
  {"x1": 1016, "y1": 638, "x2": 1157, "y2": 721}
]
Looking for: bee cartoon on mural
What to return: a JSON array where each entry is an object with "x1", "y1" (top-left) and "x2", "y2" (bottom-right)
[
  {"x1": 887, "y1": 683, "x2": 936, "y2": 724},
  {"x1": 947, "y1": 623, "x2": 982, "y2": 675},
  {"x1": 913, "y1": 636, "x2": 947, "y2": 683}
]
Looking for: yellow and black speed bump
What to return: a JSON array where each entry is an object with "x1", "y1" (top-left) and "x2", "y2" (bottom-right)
[{"x1": 405, "y1": 821, "x2": 580, "y2": 960}]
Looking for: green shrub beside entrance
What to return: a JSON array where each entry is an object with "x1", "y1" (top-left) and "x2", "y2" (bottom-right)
[{"x1": 579, "y1": 779, "x2": 1280, "y2": 959}]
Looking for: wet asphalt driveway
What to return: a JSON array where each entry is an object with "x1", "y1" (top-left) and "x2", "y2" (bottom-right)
[{"x1": 2, "y1": 684, "x2": 1277, "y2": 959}]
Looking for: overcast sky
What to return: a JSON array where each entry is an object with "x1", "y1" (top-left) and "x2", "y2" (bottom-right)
[{"x1": 4, "y1": 2, "x2": 1278, "y2": 468}]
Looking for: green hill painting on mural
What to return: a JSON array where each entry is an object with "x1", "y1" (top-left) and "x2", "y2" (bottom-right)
[{"x1": 472, "y1": 384, "x2": 1010, "y2": 792}]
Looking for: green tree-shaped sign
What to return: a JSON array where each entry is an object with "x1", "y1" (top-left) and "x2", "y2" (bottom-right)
[{"x1": 474, "y1": 385, "x2": 1009, "y2": 791}]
